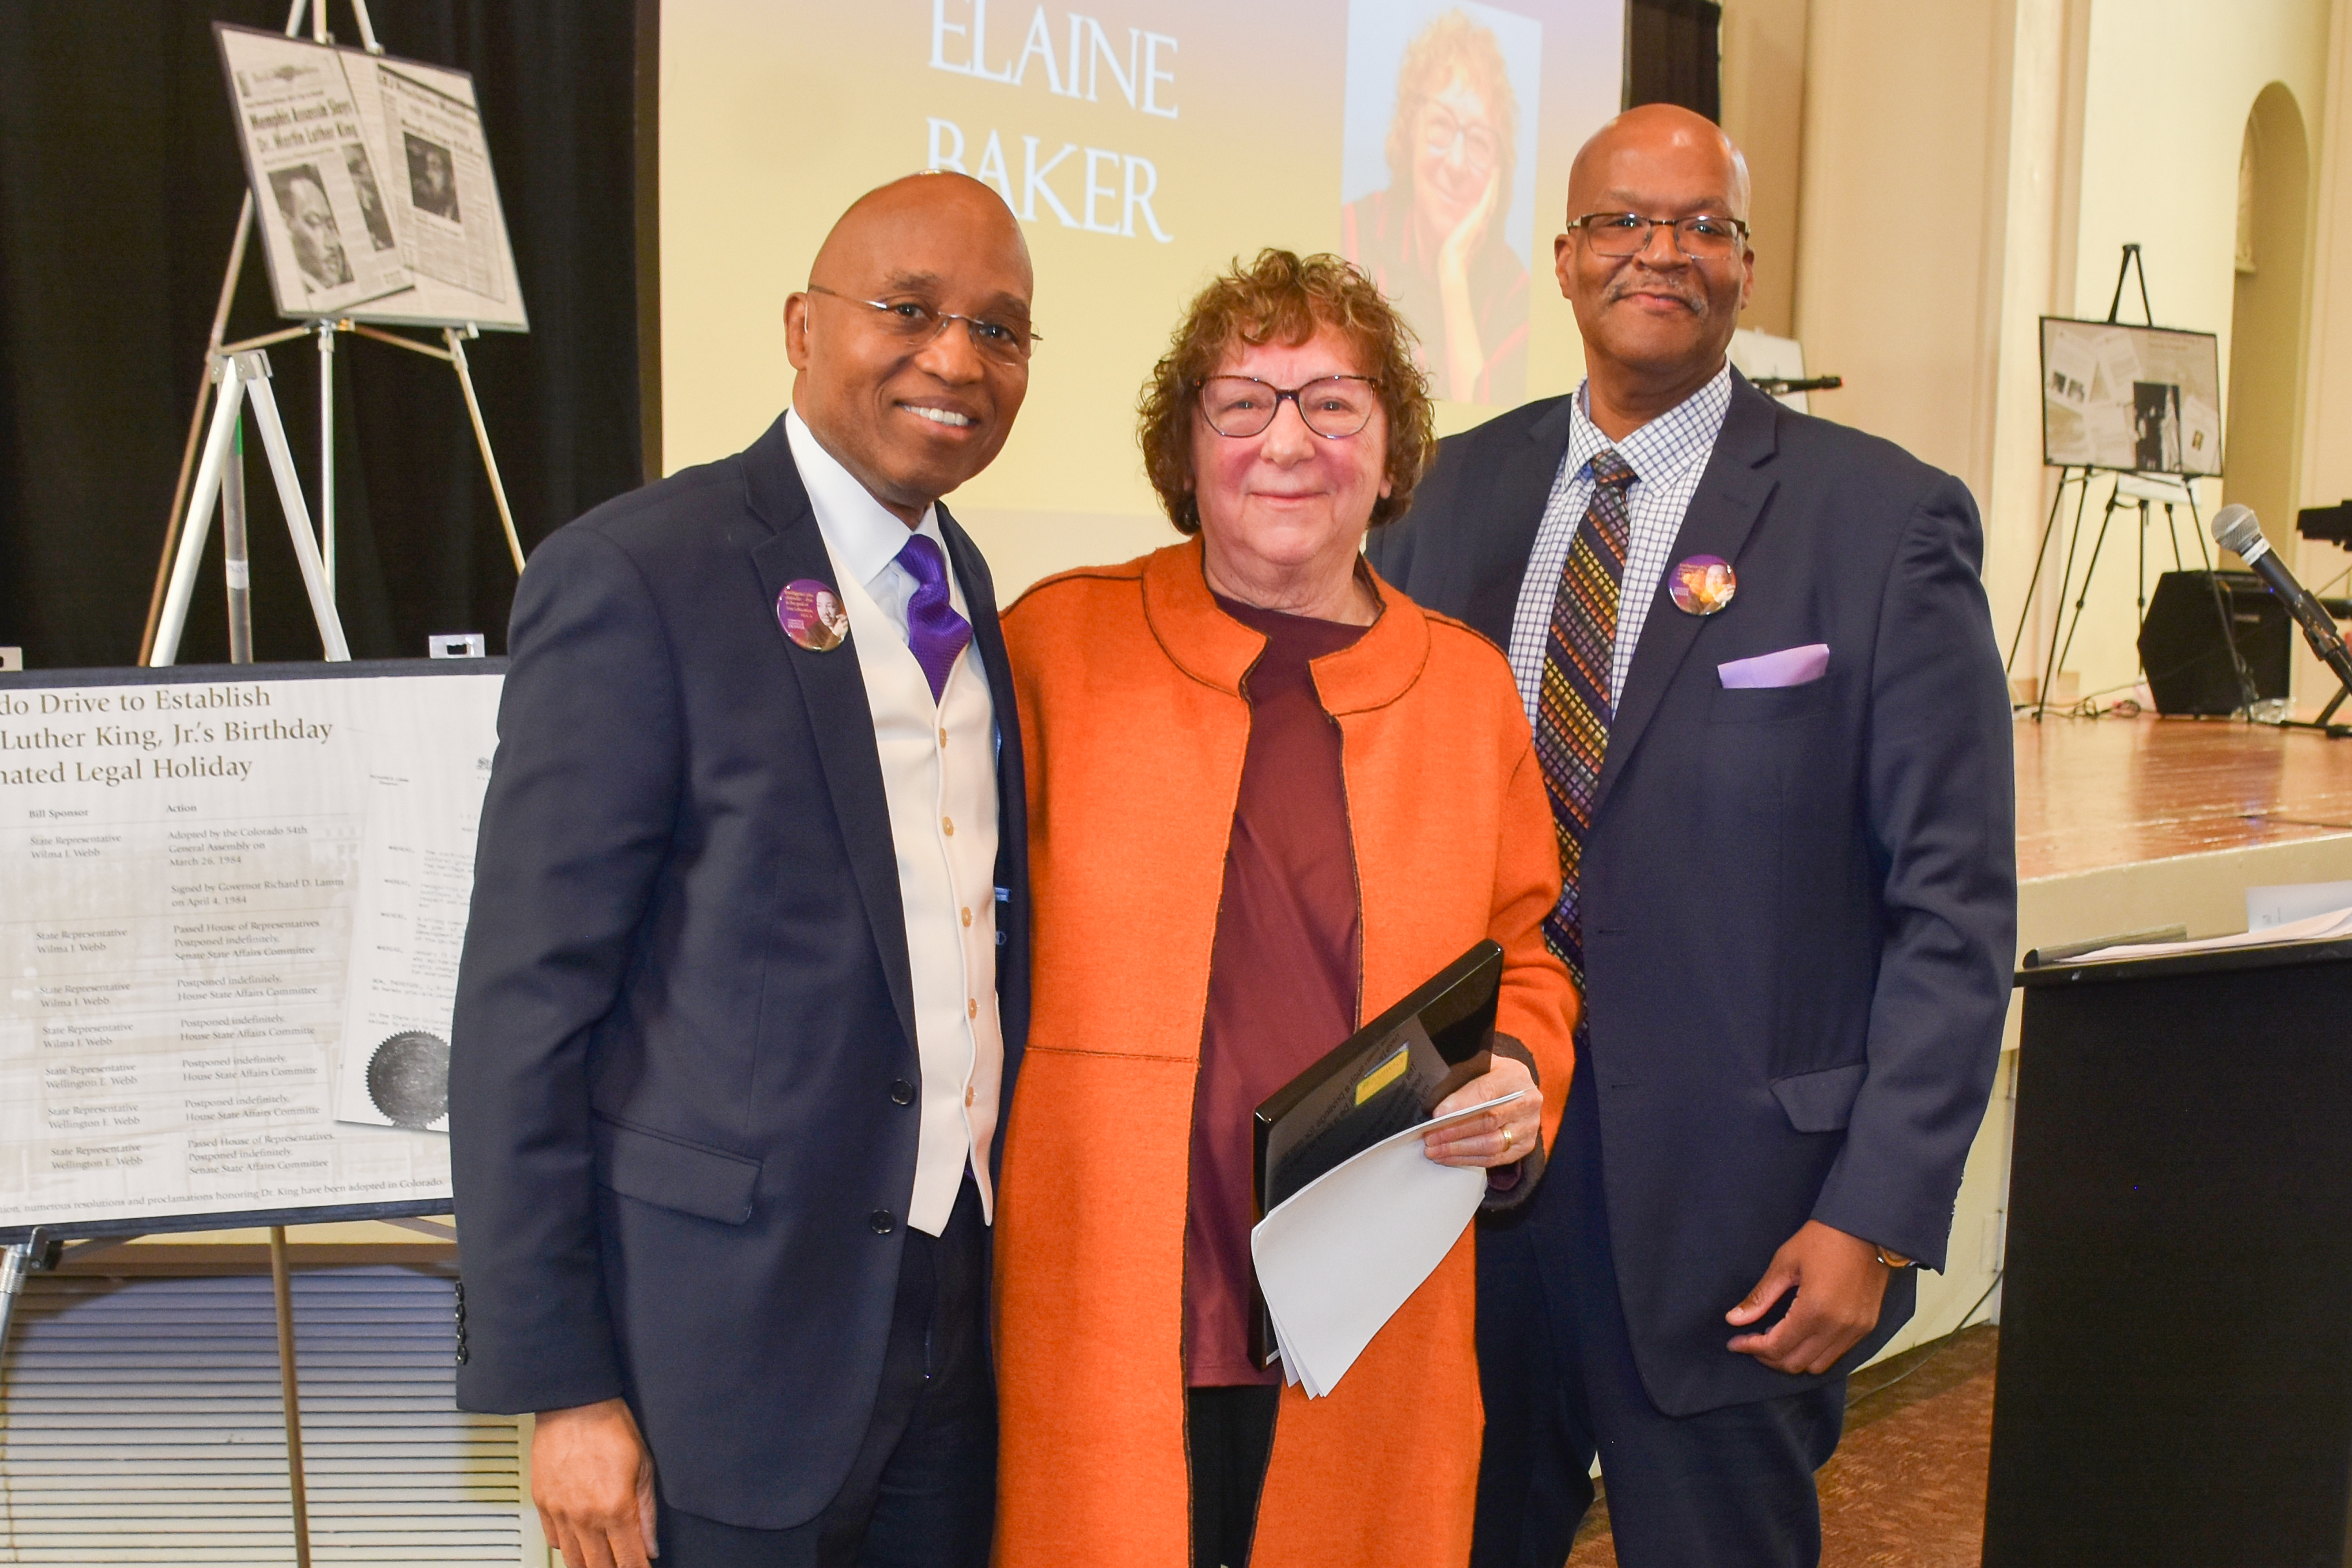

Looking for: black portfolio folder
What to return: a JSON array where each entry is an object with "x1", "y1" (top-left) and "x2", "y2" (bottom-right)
[{"x1": 1249, "y1": 940, "x2": 1504, "y2": 1364}]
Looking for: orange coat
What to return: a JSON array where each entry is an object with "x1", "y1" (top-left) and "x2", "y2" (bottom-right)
[{"x1": 994, "y1": 539, "x2": 1578, "y2": 1568}]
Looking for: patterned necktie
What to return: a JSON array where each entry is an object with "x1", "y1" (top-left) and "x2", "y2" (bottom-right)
[
  {"x1": 1533, "y1": 448, "x2": 1638, "y2": 987},
  {"x1": 896, "y1": 533, "x2": 973, "y2": 702}
]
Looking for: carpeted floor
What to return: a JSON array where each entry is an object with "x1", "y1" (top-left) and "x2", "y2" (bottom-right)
[{"x1": 1565, "y1": 1325, "x2": 2000, "y2": 1567}]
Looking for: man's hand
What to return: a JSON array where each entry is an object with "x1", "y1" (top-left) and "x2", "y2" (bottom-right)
[
  {"x1": 1724, "y1": 1220, "x2": 1891, "y2": 1376},
  {"x1": 1423, "y1": 1053, "x2": 1542, "y2": 1168},
  {"x1": 534, "y1": 1397, "x2": 659, "y2": 1568}
]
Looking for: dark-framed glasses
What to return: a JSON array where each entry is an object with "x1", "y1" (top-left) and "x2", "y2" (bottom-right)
[
  {"x1": 1197, "y1": 375, "x2": 1381, "y2": 439},
  {"x1": 805, "y1": 284, "x2": 1040, "y2": 364},
  {"x1": 1567, "y1": 212, "x2": 1749, "y2": 260}
]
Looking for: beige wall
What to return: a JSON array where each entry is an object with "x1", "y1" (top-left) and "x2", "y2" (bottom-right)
[
  {"x1": 1789, "y1": 0, "x2": 2018, "y2": 507},
  {"x1": 1779, "y1": 0, "x2": 2339, "y2": 709},
  {"x1": 2296, "y1": 0, "x2": 2352, "y2": 710},
  {"x1": 1719, "y1": 0, "x2": 1810, "y2": 339}
]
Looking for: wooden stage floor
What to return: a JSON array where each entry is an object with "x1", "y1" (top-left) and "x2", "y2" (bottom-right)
[{"x1": 2015, "y1": 712, "x2": 2352, "y2": 882}]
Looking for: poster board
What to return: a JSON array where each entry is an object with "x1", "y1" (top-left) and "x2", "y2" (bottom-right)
[
  {"x1": 214, "y1": 24, "x2": 528, "y2": 331},
  {"x1": 0, "y1": 661, "x2": 503, "y2": 1241},
  {"x1": 2040, "y1": 317, "x2": 2223, "y2": 476}
]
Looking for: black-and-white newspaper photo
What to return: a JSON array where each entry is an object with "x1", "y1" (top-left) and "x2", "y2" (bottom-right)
[
  {"x1": 213, "y1": 24, "x2": 528, "y2": 332},
  {"x1": 218, "y1": 26, "x2": 412, "y2": 318}
]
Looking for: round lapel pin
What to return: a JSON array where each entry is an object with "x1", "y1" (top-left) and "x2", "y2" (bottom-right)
[
  {"x1": 778, "y1": 579, "x2": 849, "y2": 651},
  {"x1": 1668, "y1": 554, "x2": 1738, "y2": 616}
]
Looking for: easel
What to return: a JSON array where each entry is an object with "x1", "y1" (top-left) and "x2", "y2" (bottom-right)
[
  {"x1": 136, "y1": 0, "x2": 526, "y2": 670},
  {"x1": 2005, "y1": 245, "x2": 2238, "y2": 718},
  {"x1": 12, "y1": 9, "x2": 498, "y2": 1563}
]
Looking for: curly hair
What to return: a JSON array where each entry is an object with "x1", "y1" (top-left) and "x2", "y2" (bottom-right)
[
  {"x1": 1385, "y1": 11, "x2": 1519, "y2": 218},
  {"x1": 1137, "y1": 249, "x2": 1435, "y2": 534}
]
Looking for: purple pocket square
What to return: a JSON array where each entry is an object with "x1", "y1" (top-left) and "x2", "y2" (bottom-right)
[{"x1": 1717, "y1": 643, "x2": 1830, "y2": 689}]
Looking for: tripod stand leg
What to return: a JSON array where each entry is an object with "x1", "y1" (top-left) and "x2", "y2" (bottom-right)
[
  {"x1": 2007, "y1": 469, "x2": 2073, "y2": 677},
  {"x1": 224, "y1": 419, "x2": 254, "y2": 665},
  {"x1": 239, "y1": 356, "x2": 352, "y2": 662},
  {"x1": 151, "y1": 359, "x2": 252, "y2": 666},
  {"x1": 446, "y1": 329, "x2": 526, "y2": 574},
  {"x1": 317, "y1": 322, "x2": 336, "y2": 601},
  {"x1": 142, "y1": 194, "x2": 258, "y2": 664}
]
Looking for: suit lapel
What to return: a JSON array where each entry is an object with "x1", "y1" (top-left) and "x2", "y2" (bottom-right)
[
  {"x1": 1594, "y1": 377, "x2": 1782, "y2": 813},
  {"x1": 739, "y1": 419, "x2": 920, "y2": 1056},
  {"x1": 1459, "y1": 396, "x2": 1578, "y2": 646}
]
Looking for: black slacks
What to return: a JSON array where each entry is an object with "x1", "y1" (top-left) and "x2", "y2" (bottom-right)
[
  {"x1": 657, "y1": 1176, "x2": 995, "y2": 1568},
  {"x1": 1187, "y1": 1383, "x2": 1280, "y2": 1568},
  {"x1": 1473, "y1": 1058, "x2": 1846, "y2": 1568}
]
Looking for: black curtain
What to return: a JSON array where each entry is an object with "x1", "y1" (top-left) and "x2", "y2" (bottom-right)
[
  {"x1": 1626, "y1": 0, "x2": 1722, "y2": 122},
  {"x1": 0, "y1": 2, "x2": 645, "y2": 670}
]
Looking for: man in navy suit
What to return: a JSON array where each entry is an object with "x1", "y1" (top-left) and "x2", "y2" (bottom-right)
[
  {"x1": 450, "y1": 172, "x2": 1036, "y2": 1568},
  {"x1": 1369, "y1": 106, "x2": 2016, "y2": 1566}
]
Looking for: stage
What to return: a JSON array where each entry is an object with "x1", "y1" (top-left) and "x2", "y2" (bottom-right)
[{"x1": 1888, "y1": 711, "x2": 2352, "y2": 1363}]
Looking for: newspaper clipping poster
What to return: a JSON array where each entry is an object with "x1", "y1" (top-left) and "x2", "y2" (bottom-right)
[
  {"x1": 218, "y1": 27, "x2": 411, "y2": 318},
  {"x1": 215, "y1": 25, "x2": 527, "y2": 332},
  {"x1": 2040, "y1": 318, "x2": 2223, "y2": 476}
]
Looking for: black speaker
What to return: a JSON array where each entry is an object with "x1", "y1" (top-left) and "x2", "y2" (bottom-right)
[{"x1": 2136, "y1": 570, "x2": 2290, "y2": 715}]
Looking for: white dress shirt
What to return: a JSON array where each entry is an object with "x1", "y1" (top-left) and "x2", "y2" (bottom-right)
[
  {"x1": 1506, "y1": 365, "x2": 1734, "y2": 723},
  {"x1": 787, "y1": 409, "x2": 1003, "y2": 1235}
]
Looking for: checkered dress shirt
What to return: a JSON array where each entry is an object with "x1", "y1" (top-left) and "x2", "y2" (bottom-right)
[{"x1": 1507, "y1": 366, "x2": 1735, "y2": 725}]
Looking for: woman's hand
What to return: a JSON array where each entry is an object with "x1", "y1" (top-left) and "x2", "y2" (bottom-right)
[{"x1": 1423, "y1": 1051, "x2": 1541, "y2": 1169}]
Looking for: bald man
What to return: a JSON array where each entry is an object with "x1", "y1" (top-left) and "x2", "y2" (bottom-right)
[
  {"x1": 450, "y1": 173, "x2": 1038, "y2": 1568},
  {"x1": 1369, "y1": 107, "x2": 2014, "y2": 1566}
]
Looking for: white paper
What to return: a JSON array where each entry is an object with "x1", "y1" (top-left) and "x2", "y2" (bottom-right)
[
  {"x1": 1251, "y1": 1091, "x2": 1523, "y2": 1398},
  {"x1": 2248, "y1": 882, "x2": 2352, "y2": 932},
  {"x1": 2074, "y1": 906, "x2": 2352, "y2": 963},
  {"x1": 0, "y1": 671, "x2": 499, "y2": 1232}
]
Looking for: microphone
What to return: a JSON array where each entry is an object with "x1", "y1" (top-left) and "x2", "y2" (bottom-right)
[{"x1": 2211, "y1": 503, "x2": 2352, "y2": 698}]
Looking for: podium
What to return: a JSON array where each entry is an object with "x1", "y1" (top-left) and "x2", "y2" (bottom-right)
[{"x1": 1985, "y1": 936, "x2": 2352, "y2": 1566}]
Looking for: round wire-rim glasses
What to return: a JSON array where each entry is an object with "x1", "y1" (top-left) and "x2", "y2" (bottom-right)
[
  {"x1": 1196, "y1": 374, "x2": 1382, "y2": 439},
  {"x1": 1566, "y1": 212, "x2": 1749, "y2": 260},
  {"x1": 805, "y1": 284, "x2": 1040, "y2": 364}
]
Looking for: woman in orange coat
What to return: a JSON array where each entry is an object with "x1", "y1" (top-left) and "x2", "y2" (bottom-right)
[{"x1": 995, "y1": 250, "x2": 1578, "y2": 1568}]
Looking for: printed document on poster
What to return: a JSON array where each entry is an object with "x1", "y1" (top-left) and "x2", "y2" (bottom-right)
[{"x1": 0, "y1": 668, "x2": 500, "y2": 1232}]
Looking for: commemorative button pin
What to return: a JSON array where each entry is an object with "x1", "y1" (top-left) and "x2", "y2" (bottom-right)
[
  {"x1": 1668, "y1": 554, "x2": 1737, "y2": 616},
  {"x1": 778, "y1": 579, "x2": 849, "y2": 651}
]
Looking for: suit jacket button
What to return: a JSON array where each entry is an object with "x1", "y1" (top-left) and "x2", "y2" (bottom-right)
[
  {"x1": 869, "y1": 1210, "x2": 895, "y2": 1235},
  {"x1": 890, "y1": 1078, "x2": 916, "y2": 1105}
]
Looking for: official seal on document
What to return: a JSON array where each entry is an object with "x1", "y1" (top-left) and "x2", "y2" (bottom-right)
[{"x1": 367, "y1": 1030, "x2": 451, "y2": 1130}]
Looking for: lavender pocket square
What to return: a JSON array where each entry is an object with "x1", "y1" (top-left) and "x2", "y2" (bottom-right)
[{"x1": 1717, "y1": 643, "x2": 1830, "y2": 689}]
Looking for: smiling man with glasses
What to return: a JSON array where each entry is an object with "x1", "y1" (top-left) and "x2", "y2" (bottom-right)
[
  {"x1": 452, "y1": 171, "x2": 1037, "y2": 1568},
  {"x1": 1370, "y1": 104, "x2": 2015, "y2": 1568}
]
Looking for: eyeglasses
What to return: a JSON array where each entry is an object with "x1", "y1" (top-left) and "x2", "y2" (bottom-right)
[
  {"x1": 805, "y1": 285, "x2": 1040, "y2": 364},
  {"x1": 1196, "y1": 376, "x2": 1382, "y2": 439},
  {"x1": 1566, "y1": 212, "x2": 1749, "y2": 260},
  {"x1": 1419, "y1": 104, "x2": 1500, "y2": 168}
]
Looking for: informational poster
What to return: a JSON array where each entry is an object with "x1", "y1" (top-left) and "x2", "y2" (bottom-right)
[
  {"x1": 2040, "y1": 318, "x2": 2223, "y2": 476},
  {"x1": 216, "y1": 24, "x2": 528, "y2": 331},
  {"x1": 0, "y1": 664, "x2": 501, "y2": 1236}
]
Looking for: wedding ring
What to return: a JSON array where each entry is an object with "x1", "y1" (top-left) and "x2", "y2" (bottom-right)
[{"x1": 1501, "y1": 1126, "x2": 1515, "y2": 1150}]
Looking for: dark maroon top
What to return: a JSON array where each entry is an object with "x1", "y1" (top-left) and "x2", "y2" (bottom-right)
[{"x1": 1185, "y1": 593, "x2": 1368, "y2": 1387}]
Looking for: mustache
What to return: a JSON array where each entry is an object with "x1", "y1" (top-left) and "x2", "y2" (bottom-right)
[{"x1": 1603, "y1": 268, "x2": 1708, "y2": 313}]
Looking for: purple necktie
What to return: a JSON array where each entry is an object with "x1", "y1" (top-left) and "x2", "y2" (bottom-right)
[{"x1": 896, "y1": 533, "x2": 973, "y2": 702}]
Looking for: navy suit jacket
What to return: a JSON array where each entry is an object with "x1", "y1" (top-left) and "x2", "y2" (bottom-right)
[
  {"x1": 1370, "y1": 372, "x2": 2015, "y2": 1414},
  {"x1": 449, "y1": 413, "x2": 1030, "y2": 1525}
]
